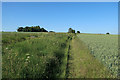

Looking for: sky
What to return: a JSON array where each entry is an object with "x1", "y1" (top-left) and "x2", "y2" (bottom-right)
[
  {"x1": 1, "y1": 0, "x2": 119, "y2": 2},
  {"x1": 2, "y1": 2, "x2": 118, "y2": 34}
]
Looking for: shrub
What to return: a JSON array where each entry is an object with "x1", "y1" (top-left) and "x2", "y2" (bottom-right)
[
  {"x1": 77, "y1": 31, "x2": 80, "y2": 33},
  {"x1": 49, "y1": 31, "x2": 55, "y2": 33},
  {"x1": 106, "y1": 32, "x2": 110, "y2": 35}
]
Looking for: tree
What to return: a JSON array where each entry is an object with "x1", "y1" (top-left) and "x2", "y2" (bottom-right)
[
  {"x1": 106, "y1": 32, "x2": 110, "y2": 35},
  {"x1": 68, "y1": 28, "x2": 75, "y2": 33},
  {"x1": 17, "y1": 26, "x2": 48, "y2": 32},
  {"x1": 25, "y1": 26, "x2": 30, "y2": 32},
  {"x1": 68, "y1": 28, "x2": 73, "y2": 33},
  {"x1": 72, "y1": 30, "x2": 75, "y2": 33},
  {"x1": 49, "y1": 31, "x2": 55, "y2": 32},
  {"x1": 17, "y1": 27, "x2": 24, "y2": 32},
  {"x1": 77, "y1": 31, "x2": 80, "y2": 33},
  {"x1": 41, "y1": 28, "x2": 48, "y2": 32}
]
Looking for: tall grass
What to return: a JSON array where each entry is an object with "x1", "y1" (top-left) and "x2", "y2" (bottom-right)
[{"x1": 2, "y1": 32, "x2": 74, "y2": 78}]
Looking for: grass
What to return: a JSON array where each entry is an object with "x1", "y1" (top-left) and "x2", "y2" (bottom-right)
[
  {"x1": 2, "y1": 32, "x2": 74, "y2": 78},
  {"x1": 67, "y1": 36, "x2": 113, "y2": 78},
  {"x1": 2, "y1": 32, "x2": 117, "y2": 78}
]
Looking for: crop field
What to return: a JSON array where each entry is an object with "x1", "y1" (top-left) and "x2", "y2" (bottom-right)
[
  {"x1": 2, "y1": 32, "x2": 119, "y2": 78},
  {"x1": 77, "y1": 34, "x2": 118, "y2": 77}
]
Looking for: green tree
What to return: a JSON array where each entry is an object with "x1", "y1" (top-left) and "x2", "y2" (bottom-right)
[
  {"x1": 72, "y1": 30, "x2": 75, "y2": 33},
  {"x1": 68, "y1": 28, "x2": 75, "y2": 33},
  {"x1": 17, "y1": 27, "x2": 24, "y2": 32},
  {"x1": 68, "y1": 28, "x2": 73, "y2": 33},
  {"x1": 106, "y1": 32, "x2": 110, "y2": 35},
  {"x1": 17, "y1": 26, "x2": 48, "y2": 32},
  {"x1": 77, "y1": 31, "x2": 80, "y2": 33}
]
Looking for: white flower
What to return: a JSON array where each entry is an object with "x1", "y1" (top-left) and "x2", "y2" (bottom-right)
[
  {"x1": 6, "y1": 48, "x2": 8, "y2": 50},
  {"x1": 27, "y1": 56, "x2": 30, "y2": 59}
]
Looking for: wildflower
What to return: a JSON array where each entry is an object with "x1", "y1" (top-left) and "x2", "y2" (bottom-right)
[
  {"x1": 26, "y1": 58, "x2": 29, "y2": 61},
  {"x1": 6, "y1": 48, "x2": 8, "y2": 50},
  {"x1": 26, "y1": 53, "x2": 30, "y2": 56},
  {"x1": 27, "y1": 56, "x2": 30, "y2": 59}
]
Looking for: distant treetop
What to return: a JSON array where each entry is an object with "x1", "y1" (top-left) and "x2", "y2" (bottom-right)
[
  {"x1": 17, "y1": 26, "x2": 48, "y2": 32},
  {"x1": 68, "y1": 28, "x2": 75, "y2": 33},
  {"x1": 106, "y1": 32, "x2": 110, "y2": 35},
  {"x1": 77, "y1": 31, "x2": 80, "y2": 33}
]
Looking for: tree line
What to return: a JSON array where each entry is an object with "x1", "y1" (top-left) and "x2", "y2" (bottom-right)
[
  {"x1": 17, "y1": 26, "x2": 48, "y2": 32},
  {"x1": 17, "y1": 26, "x2": 82, "y2": 34},
  {"x1": 17, "y1": 26, "x2": 81, "y2": 33},
  {"x1": 17, "y1": 26, "x2": 110, "y2": 34}
]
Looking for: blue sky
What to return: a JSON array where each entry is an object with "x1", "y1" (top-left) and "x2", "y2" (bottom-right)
[{"x1": 2, "y1": 2, "x2": 118, "y2": 34}]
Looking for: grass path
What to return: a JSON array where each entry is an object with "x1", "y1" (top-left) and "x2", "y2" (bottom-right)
[{"x1": 67, "y1": 36, "x2": 113, "y2": 78}]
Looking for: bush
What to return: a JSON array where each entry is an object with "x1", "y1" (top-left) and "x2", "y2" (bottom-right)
[
  {"x1": 77, "y1": 31, "x2": 80, "y2": 33},
  {"x1": 49, "y1": 31, "x2": 55, "y2": 33},
  {"x1": 106, "y1": 32, "x2": 110, "y2": 35}
]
